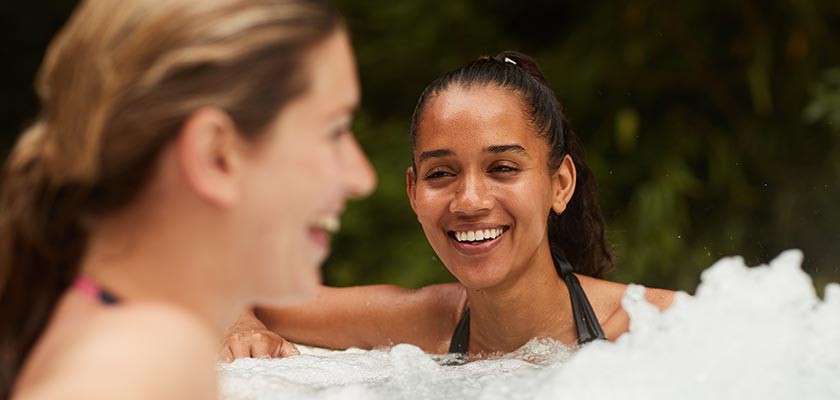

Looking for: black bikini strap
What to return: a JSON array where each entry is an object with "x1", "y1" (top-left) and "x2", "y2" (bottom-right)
[
  {"x1": 446, "y1": 256, "x2": 604, "y2": 356},
  {"x1": 554, "y1": 256, "x2": 606, "y2": 344},
  {"x1": 447, "y1": 307, "x2": 470, "y2": 354}
]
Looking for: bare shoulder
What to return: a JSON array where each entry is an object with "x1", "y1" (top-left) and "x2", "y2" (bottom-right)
[
  {"x1": 414, "y1": 283, "x2": 467, "y2": 318},
  {"x1": 28, "y1": 303, "x2": 218, "y2": 399},
  {"x1": 406, "y1": 283, "x2": 466, "y2": 351},
  {"x1": 576, "y1": 275, "x2": 676, "y2": 340}
]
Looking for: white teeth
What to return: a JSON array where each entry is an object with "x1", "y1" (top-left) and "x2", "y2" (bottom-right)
[
  {"x1": 317, "y1": 216, "x2": 340, "y2": 233},
  {"x1": 452, "y1": 227, "x2": 506, "y2": 243}
]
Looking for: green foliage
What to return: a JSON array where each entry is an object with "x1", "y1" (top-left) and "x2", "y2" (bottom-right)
[
  {"x1": 4, "y1": 1, "x2": 837, "y2": 293},
  {"x1": 806, "y1": 68, "x2": 840, "y2": 130},
  {"x1": 325, "y1": 0, "x2": 840, "y2": 292}
]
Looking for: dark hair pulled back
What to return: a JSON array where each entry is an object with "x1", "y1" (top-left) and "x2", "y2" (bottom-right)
[{"x1": 409, "y1": 51, "x2": 614, "y2": 278}]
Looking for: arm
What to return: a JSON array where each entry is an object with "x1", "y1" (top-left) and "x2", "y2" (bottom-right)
[{"x1": 255, "y1": 283, "x2": 465, "y2": 353}]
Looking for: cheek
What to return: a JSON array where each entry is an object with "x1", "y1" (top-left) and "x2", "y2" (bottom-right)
[
  {"x1": 239, "y1": 138, "x2": 334, "y2": 246},
  {"x1": 502, "y1": 180, "x2": 552, "y2": 238},
  {"x1": 413, "y1": 188, "x2": 447, "y2": 229},
  {"x1": 273, "y1": 137, "x2": 341, "y2": 204}
]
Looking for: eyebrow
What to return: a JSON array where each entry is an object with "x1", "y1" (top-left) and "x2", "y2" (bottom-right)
[
  {"x1": 486, "y1": 144, "x2": 528, "y2": 156},
  {"x1": 418, "y1": 149, "x2": 454, "y2": 163},
  {"x1": 416, "y1": 144, "x2": 529, "y2": 164},
  {"x1": 328, "y1": 101, "x2": 360, "y2": 119}
]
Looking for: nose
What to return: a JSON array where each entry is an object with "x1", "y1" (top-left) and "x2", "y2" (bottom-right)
[
  {"x1": 342, "y1": 134, "x2": 377, "y2": 199},
  {"x1": 449, "y1": 170, "x2": 493, "y2": 216}
]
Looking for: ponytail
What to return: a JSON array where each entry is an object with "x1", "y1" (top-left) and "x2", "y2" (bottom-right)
[
  {"x1": 546, "y1": 123, "x2": 613, "y2": 277},
  {"x1": 0, "y1": 122, "x2": 89, "y2": 397}
]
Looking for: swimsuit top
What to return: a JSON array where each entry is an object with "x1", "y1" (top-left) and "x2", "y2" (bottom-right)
[
  {"x1": 448, "y1": 255, "x2": 605, "y2": 355},
  {"x1": 73, "y1": 276, "x2": 120, "y2": 305}
]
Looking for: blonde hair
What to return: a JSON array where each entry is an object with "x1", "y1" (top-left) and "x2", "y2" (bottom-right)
[{"x1": 0, "y1": 0, "x2": 340, "y2": 394}]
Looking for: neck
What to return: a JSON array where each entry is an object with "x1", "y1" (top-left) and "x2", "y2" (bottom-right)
[
  {"x1": 80, "y1": 194, "x2": 245, "y2": 336},
  {"x1": 465, "y1": 241, "x2": 576, "y2": 354}
]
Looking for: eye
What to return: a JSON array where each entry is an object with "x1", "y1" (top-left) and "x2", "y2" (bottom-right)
[
  {"x1": 330, "y1": 118, "x2": 354, "y2": 141},
  {"x1": 424, "y1": 168, "x2": 455, "y2": 180},
  {"x1": 331, "y1": 126, "x2": 350, "y2": 141},
  {"x1": 489, "y1": 163, "x2": 519, "y2": 174}
]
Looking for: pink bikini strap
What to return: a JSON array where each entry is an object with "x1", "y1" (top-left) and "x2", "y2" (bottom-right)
[{"x1": 73, "y1": 276, "x2": 120, "y2": 305}]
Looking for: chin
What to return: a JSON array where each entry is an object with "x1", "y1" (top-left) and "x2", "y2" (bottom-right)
[
  {"x1": 448, "y1": 263, "x2": 508, "y2": 290},
  {"x1": 459, "y1": 277, "x2": 507, "y2": 290}
]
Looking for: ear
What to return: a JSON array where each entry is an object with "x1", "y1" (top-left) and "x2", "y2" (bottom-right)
[
  {"x1": 405, "y1": 165, "x2": 418, "y2": 213},
  {"x1": 175, "y1": 107, "x2": 244, "y2": 208},
  {"x1": 551, "y1": 155, "x2": 576, "y2": 215}
]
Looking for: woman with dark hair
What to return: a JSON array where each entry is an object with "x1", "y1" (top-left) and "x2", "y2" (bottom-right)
[
  {"x1": 0, "y1": 0, "x2": 375, "y2": 398},
  {"x1": 222, "y1": 51, "x2": 674, "y2": 360}
]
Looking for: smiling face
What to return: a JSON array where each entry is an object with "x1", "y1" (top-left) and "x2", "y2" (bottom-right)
[
  {"x1": 408, "y1": 84, "x2": 575, "y2": 290},
  {"x1": 238, "y1": 29, "x2": 376, "y2": 305}
]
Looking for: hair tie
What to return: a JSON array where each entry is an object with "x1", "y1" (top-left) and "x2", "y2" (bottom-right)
[{"x1": 503, "y1": 57, "x2": 517, "y2": 65}]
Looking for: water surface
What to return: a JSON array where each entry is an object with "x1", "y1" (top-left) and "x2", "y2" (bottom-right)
[{"x1": 220, "y1": 250, "x2": 840, "y2": 400}]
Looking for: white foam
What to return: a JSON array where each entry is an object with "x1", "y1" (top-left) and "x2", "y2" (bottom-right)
[{"x1": 220, "y1": 250, "x2": 840, "y2": 400}]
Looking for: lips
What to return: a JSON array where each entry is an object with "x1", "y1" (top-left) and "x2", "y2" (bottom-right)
[
  {"x1": 307, "y1": 215, "x2": 341, "y2": 254},
  {"x1": 450, "y1": 226, "x2": 508, "y2": 242},
  {"x1": 446, "y1": 225, "x2": 509, "y2": 256}
]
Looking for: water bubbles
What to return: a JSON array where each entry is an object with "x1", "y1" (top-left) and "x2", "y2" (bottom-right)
[{"x1": 220, "y1": 251, "x2": 840, "y2": 400}]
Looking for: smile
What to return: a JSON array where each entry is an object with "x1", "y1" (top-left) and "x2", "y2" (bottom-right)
[
  {"x1": 445, "y1": 225, "x2": 509, "y2": 256},
  {"x1": 449, "y1": 226, "x2": 508, "y2": 243},
  {"x1": 307, "y1": 215, "x2": 341, "y2": 253},
  {"x1": 445, "y1": 225, "x2": 508, "y2": 252},
  {"x1": 313, "y1": 215, "x2": 341, "y2": 234}
]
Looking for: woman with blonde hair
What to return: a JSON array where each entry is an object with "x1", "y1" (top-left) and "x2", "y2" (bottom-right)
[{"x1": 0, "y1": 0, "x2": 375, "y2": 398}]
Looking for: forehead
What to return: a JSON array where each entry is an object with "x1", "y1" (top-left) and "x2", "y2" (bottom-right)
[
  {"x1": 304, "y1": 30, "x2": 359, "y2": 112},
  {"x1": 415, "y1": 84, "x2": 543, "y2": 153}
]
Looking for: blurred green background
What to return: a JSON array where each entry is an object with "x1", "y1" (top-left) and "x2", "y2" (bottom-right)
[{"x1": 2, "y1": 1, "x2": 839, "y2": 293}]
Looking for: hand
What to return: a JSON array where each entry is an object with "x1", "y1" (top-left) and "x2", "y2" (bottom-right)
[{"x1": 220, "y1": 309, "x2": 299, "y2": 362}]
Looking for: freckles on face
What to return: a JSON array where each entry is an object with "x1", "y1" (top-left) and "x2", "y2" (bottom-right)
[{"x1": 410, "y1": 84, "x2": 557, "y2": 288}]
